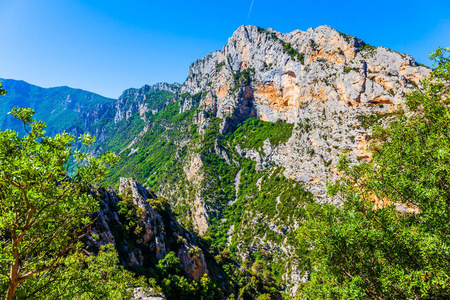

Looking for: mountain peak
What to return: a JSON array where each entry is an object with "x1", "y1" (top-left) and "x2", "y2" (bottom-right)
[
  {"x1": 180, "y1": 22, "x2": 429, "y2": 195},
  {"x1": 119, "y1": 82, "x2": 180, "y2": 100}
]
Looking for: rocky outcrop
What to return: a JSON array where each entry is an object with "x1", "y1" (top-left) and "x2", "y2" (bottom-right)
[
  {"x1": 88, "y1": 177, "x2": 208, "y2": 280},
  {"x1": 133, "y1": 288, "x2": 166, "y2": 300},
  {"x1": 177, "y1": 244, "x2": 209, "y2": 281},
  {"x1": 150, "y1": 24, "x2": 431, "y2": 295},
  {"x1": 119, "y1": 177, "x2": 166, "y2": 248},
  {"x1": 114, "y1": 83, "x2": 181, "y2": 123},
  {"x1": 182, "y1": 154, "x2": 210, "y2": 235},
  {"x1": 180, "y1": 24, "x2": 429, "y2": 201},
  {"x1": 52, "y1": 82, "x2": 181, "y2": 151}
]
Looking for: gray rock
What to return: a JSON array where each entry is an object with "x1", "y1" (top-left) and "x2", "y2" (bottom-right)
[{"x1": 133, "y1": 287, "x2": 166, "y2": 300}]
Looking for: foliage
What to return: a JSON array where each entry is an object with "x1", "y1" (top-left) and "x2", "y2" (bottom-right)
[
  {"x1": 13, "y1": 244, "x2": 150, "y2": 299},
  {"x1": 215, "y1": 61, "x2": 226, "y2": 73},
  {"x1": 201, "y1": 117, "x2": 224, "y2": 152},
  {"x1": 231, "y1": 68, "x2": 255, "y2": 93},
  {"x1": 117, "y1": 188, "x2": 147, "y2": 236},
  {"x1": 257, "y1": 27, "x2": 304, "y2": 63},
  {"x1": 0, "y1": 107, "x2": 119, "y2": 299},
  {"x1": 297, "y1": 47, "x2": 450, "y2": 299},
  {"x1": 356, "y1": 111, "x2": 397, "y2": 130},
  {"x1": 344, "y1": 67, "x2": 360, "y2": 74},
  {"x1": 106, "y1": 100, "x2": 198, "y2": 187},
  {"x1": 337, "y1": 31, "x2": 354, "y2": 43},
  {"x1": 115, "y1": 96, "x2": 303, "y2": 298},
  {"x1": 200, "y1": 116, "x2": 310, "y2": 298},
  {"x1": 199, "y1": 241, "x2": 281, "y2": 300},
  {"x1": 0, "y1": 82, "x2": 6, "y2": 96},
  {"x1": 257, "y1": 27, "x2": 268, "y2": 34},
  {"x1": 92, "y1": 88, "x2": 176, "y2": 156},
  {"x1": 201, "y1": 152, "x2": 238, "y2": 214},
  {"x1": 283, "y1": 42, "x2": 305, "y2": 63},
  {"x1": 103, "y1": 95, "x2": 201, "y2": 239},
  {"x1": 99, "y1": 88, "x2": 298, "y2": 299},
  {"x1": 156, "y1": 252, "x2": 221, "y2": 300},
  {"x1": 359, "y1": 44, "x2": 377, "y2": 53},
  {"x1": 226, "y1": 117, "x2": 294, "y2": 151}
]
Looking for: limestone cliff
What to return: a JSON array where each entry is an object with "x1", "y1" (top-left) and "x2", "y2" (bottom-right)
[
  {"x1": 181, "y1": 24, "x2": 428, "y2": 202},
  {"x1": 114, "y1": 83, "x2": 181, "y2": 123},
  {"x1": 3, "y1": 24, "x2": 427, "y2": 297},
  {"x1": 88, "y1": 177, "x2": 209, "y2": 281}
]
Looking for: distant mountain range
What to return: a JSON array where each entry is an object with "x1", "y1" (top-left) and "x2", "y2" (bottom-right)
[{"x1": 0, "y1": 78, "x2": 115, "y2": 136}]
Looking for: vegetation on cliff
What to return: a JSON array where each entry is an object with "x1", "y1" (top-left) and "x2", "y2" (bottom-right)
[
  {"x1": 101, "y1": 93, "x2": 301, "y2": 298},
  {"x1": 297, "y1": 47, "x2": 450, "y2": 299}
]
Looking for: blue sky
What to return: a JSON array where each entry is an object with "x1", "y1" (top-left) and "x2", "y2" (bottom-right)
[{"x1": 0, "y1": 0, "x2": 449, "y2": 98}]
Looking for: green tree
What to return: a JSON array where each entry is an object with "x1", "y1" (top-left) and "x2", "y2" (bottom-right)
[
  {"x1": 297, "y1": 47, "x2": 450, "y2": 299},
  {"x1": 0, "y1": 107, "x2": 119, "y2": 299},
  {"x1": 156, "y1": 251, "x2": 182, "y2": 278},
  {"x1": 0, "y1": 82, "x2": 6, "y2": 96},
  {"x1": 256, "y1": 294, "x2": 272, "y2": 300},
  {"x1": 15, "y1": 243, "x2": 150, "y2": 299},
  {"x1": 200, "y1": 274, "x2": 218, "y2": 300},
  {"x1": 156, "y1": 251, "x2": 198, "y2": 299}
]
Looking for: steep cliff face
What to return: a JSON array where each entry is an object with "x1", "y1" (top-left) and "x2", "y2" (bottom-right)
[
  {"x1": 88, "y1": 177, "x2": 209, "y2": 281},
  {"x1": 82, "y1": 82, "x2": 180, "y2": 160},
  {"x1": 2, "y1": 24, "x2": 430, "y2": 297},
  {"x1": 114, "y1": 83, "x2": 181, "y2": 123},
  {"x1": 180, "y1": 25, "x2": 429, "y2": 202}
]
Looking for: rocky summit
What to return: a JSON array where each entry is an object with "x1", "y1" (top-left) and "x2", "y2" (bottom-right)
[
  {"x1": 0, "y1": 24, "x2": 431, "y2": 298},
  {"x1": 181, "y1": 24, "x2": 428, "y2": 202}
]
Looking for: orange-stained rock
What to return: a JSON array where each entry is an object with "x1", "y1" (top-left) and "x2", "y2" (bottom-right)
[
  {"x1": 177, "y1": 244, "x2": 209, "y2": 282},
  {"x1": 353, "y1": 133, "x2": 372, "y2": 160}
]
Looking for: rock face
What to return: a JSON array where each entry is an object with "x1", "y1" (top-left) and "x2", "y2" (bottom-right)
[
  {"x1": 180, "y1": 24, "x2": 429, "y2": 202},
  {"x1": 119, "y1": 177, "x2": 166, "y2": 249},
  {"x1": 133, "y1": 288, "x2": 166, "y2": 300},
  {"x1": 177, "y1": 243, "x2": 209, "y2": 281},
  {"x1": 114, "y1": 83, "x2": 181, "y2": 123},
  {"x1": 88, "y1": 177, "x2": 209, "y2": 281},
  {"x1": 3, "y1": 24, "x2": 428, "y2": 297}
]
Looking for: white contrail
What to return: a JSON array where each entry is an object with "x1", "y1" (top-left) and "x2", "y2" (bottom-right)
[{"x1": 247, "y1": 0, "x2": 254, "y2": 21}]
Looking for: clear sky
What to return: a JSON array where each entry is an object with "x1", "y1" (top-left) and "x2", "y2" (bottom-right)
[{"x1": 0, "y1": 0, "x2": 449, "y2": 98}]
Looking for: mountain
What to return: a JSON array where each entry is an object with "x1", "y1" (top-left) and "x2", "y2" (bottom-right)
[
  {"x1": 0, "y1": 24, "x2": 430, "y2": 297},
  {"x1": 0, "y1": 79, "x2": 116, "y2": 136},
  {"x1": 98, "y1": 24, "x2": 429, "y2": 295},
  {"x1": 0, "y1": 79, "x2": 181, "y2": 142}
]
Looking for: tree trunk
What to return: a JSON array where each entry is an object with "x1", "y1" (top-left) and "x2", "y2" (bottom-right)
[
  {"x1": 6, "y1": 245, "x2": 20, "y2": 300},
  {"x1": 5, "y1": 280, "x2": 17, "y2": 300}
]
